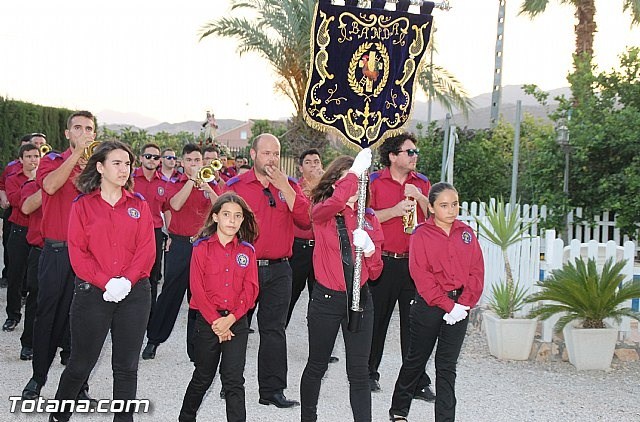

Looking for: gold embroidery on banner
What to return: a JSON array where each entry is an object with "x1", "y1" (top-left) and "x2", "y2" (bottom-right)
[{"x1": 326, "y1": 85, "x2": 347, "y2": 105}]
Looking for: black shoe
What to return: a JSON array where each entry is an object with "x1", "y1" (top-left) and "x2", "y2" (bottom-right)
[
  {"x1": 60, "y1": 352, "x2": 70, "y2": 366},
  {"x1": 413, "y1": 385, "x2": 436, "y2": 402},
  {"x1": 77, "y1": 389, "x2": 99, "y2": 408},
  {"x1": 142, "y1": 343, "x2": 157, "y2": 360},
  {"x1": 328, "y1": 356, "x2": 339, "y2": 363},
  {"x1": 220, "y1": 388, "x2": 225, "y2": 399},
  {"x1": 20, "y1": 346, "x2": 33, "y2": 361},
  {"x1": 22, "y1": 378, "x2": 41, "y2": 400},
  {"x1": 248, "y1": 328, "x2": 255, "y2": 334},
  {"x1": 0, "y1": 278, "x2": 7, "y2": 288},
  {"x1": 369, "y1": 378, "x2": 381, "y2": 392},
  {"x1": 258, "y1": 392, "x2": 299, "y2": 408},
  {"x1": 3, "y1": 319, "x2": 18, "y2": 332}
]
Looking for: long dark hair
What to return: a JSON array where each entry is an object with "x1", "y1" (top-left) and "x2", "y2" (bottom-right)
[
  {"x1": 75, "y1": 140, "x2": 135, "y2": 194},
  {"x1": 195, "y1": 192, "x2": 258, "y2": 244},
  {"x1": 310, "y1": 155, "x2": 371, "y2": 207}
]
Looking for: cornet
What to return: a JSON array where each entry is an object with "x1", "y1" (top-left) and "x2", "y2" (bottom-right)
[
  {"x1": 209, "y1": 159, "x2": 223, "y2": 172},
  {"x1": 194, "y1": 161, "x2": 220, "y2": 186},
  {"x1": 83, "y1": 141, "x2": 101, "y2": 160},
  {"x1": 39, "y1": 143, "x2": 52, "y2": 156},
  {"x1": 402, "y1": 196, "x2": 418, "y2": 234}
]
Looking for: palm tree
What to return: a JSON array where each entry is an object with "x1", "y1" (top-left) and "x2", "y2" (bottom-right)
[
  {"x1": 519, "y1": 0, "x2": 640, "y2": 60},
  {"x1": 200, "y1": 0, "x2": 472, "y2": 120}
]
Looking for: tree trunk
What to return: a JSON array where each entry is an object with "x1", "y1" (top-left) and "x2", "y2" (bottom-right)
[{"x1": 574, "y1": 0, "x2": 596, "y2": 58}]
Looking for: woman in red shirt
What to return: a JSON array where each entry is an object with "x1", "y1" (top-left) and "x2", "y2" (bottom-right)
[
  {"x1": 50, "y1": 140, "x2": 155, "y2": 422},
  {"x1": 389, "y1": 182, "x2": 485, "y2": 422},
  {"x1": 179, "y1": 192, "x2": 259, "y2": 422},
  {"x1": 300, "y1": 150, "x2": 384, "y2": 422}
]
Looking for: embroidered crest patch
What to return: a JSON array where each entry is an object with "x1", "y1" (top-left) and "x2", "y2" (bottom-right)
[
  {"x1": 128, "y1": 208, "x2": 141, "y2": 219},
  {"x1": 461, "y1": 231, "x2": 472, "y2": 244},
  {"x1": 203, "y1": 191, "x2": 210, "y2": 200},
  {"x1": 157, "y1": 186, "x2": 165, "y2": 196},
  {"x1": 236, "y1": 253, "x2": 249, "y2": 268},
  {"x1": 364, "y1": 220, "x2": 373, "y2": 230},
  {"x1": 278, "y1": 191, "x2": 286, "y2": 202}
]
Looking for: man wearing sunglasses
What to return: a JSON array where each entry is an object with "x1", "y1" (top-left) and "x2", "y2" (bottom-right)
[
  {"x1": 132, "y1": 143, "x2": 169, "y2": 326},
  {"x1": 225, "y1": 133, "x2": 311, "y2": 409},
  {"x1": 159, "y1": 148, "x2": 179, "y2": 183},
  {"x1": 367, "y1": 133, "x2": 435, "y2": 402}
]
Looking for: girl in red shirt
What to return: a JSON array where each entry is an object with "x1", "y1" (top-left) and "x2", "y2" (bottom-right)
[
  {"x1": 389, "y1": 182, "x2": 485, "y2": 422},
  {"x1": 50, "y1": 140, "x2": 156, "y2": 422},
  {"x1": 179, "y1": 192, "x2": 259, "y2": 422},
  {"x1": 300, "y1": 151, "x2": 384, "y2": 422}
]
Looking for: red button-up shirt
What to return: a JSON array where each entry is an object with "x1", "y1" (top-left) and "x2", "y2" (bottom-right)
[
  {"x1": 409, "y1": 217, "x2": 484, "y2": 313},
  {"x1": 20, "y1": 180, "x2": 43, "y2": 248},
  {"x1": 312, "y1": 173, "x2": 384, "y2": 291},
  {"x1": 68, "y1": 188, "x2": 156, "y2": 290},
  {"x1": 0, "y1": 160, "x2": 21, "y2": 190},
  {"x1": 189, "y1": 234, "x2": 259, "y2": 323},
  {"x1": 369, "y1": 168, "x2": 431, "y2": 254},
  {"x1": 165, "y1": 174, "x2": 221, "y2": 237},
  {"x1": 293, "y1": 177, "x2": 314, "y2": 240},
  {"x1": 132, "y1": 168, "x2": 168, "y2": 229},
  {"x1": 5, "y1": 171, "x2": 30, "y2": 226},
  {"x1": 36, "y1": 149, "x2": 82, "y2": 241},
  {"x1": 225, "y1": 169, "x2": 311, "y2": 259}
]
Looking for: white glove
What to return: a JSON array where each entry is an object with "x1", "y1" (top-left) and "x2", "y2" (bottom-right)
[
  {"x1": 103, "y1": 277, "x2": 132, "y2": 303},
  {"x1": 442, "y1": 313, "x2": 457, "y2": 325},
  {"x1": 350, "y1": 148, "x2": 372, "y2": 176},
  {"x1": 352, "y1": 228, "x2": 375, "y2": 254},
  {"x1": 449, "y1": 303, "x2": 470, "y2": 322}
]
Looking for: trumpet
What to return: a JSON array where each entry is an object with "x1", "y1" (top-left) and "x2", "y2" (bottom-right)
[
  {"x1": 402, "y1": 196, "x2": 418, "y2": 234},
  {"x1": 209, "y1": 159, "x2": 223, "y2": 171},
  {"x1": 83, "y1": 141, "x2": 101, "y2": 160},
  {"x1": 39, "y1": 143, "x2": 52, "y2": 156},
  {"x1": 194, "y1": 162, "x2": 219, "y2": 186}
]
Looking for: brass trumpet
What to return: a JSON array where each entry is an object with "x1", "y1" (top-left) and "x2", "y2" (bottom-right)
[
  {"x1": 39, "y1": 143, "x2": 52, "y2": 156},
  {"x1": 83, "y1": 141, "x2": 101, "y2": 160},
  {"x1": 402, "y1": 196, "x2": 418, "y2": 234},
  {"x1": 209, "y1": 159, "x2": 223, "y2": 171},
  {"x1": 194, "y1": 161, "x2": 220, "y2": 186}
]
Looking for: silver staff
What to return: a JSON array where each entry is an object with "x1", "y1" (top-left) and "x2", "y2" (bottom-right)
[
  {"x1": 351, "y1": 0, "x2": 452, "y2": 11},
  {"x1": 351, "y1": 171, "x2": 369, "y2": 312}
]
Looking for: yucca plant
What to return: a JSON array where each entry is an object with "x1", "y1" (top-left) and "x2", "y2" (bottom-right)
[
  {"x1": 475, "y1": 198, "x2": 534, "y2": 318},
  {"x1": 526, "y1": 258, "x2": 640, "y2": 330}
]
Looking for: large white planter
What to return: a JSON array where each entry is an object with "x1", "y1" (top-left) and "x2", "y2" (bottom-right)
[
  {"x1": 483, "y1": 311, "x2": 537, "y2": 360},
  {"x1": 563, "y1": 322, "x2": 618, "y2": 370}
]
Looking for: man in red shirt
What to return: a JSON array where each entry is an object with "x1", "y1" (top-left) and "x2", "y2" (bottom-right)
[
  {"x1": 368, "y1": 133, "x2": 435, "y2": 401},
  {"x1": 225, "y1": 133, "x2": 311, "y2": 408},
  {"x1": 3, "y1": 143, "x2": 40, "y2": 332},
  {"x1": 21, "y1": 111, "x2": 97, "y2": 402},
  {"x1": 159, "y1": 148, "x2": 179, "y2": 183},
  {"x1": 132, "y1": 143, "x2": 169, "y2": 323},
  {"x1": 142, "y1": 144, "x2": 221, "y2": 361}
]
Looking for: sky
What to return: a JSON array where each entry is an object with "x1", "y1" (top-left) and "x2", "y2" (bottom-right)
[{"x1": 1, "y1": 0, "x2": 639, "y2": 127}]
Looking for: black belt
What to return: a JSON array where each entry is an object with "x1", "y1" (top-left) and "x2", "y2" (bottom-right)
[
  {"x1": 217, "y1": 309, "x2": 230, "y2": 317},
  {"x1": 294, "y1": 238, "x2": 315, "y2": 247},
  {"x1": 381, "y1": 251, "x2": 409, "y2": 259},
  {"x1": 447, "y1": 288, "x2": 463, "y2": 299},
  {"x1": 45, "y1": 238, "x2": 67, "y2": 248},
  {"x1": 257, "y1": 258, "x2": 289, "y2": 267},
  {"x1": 169, "y1": 233, "x2": 193, "y2": 243},
  {"x1": 11, "y1": 224, "x2": 28, "y2": 231}
]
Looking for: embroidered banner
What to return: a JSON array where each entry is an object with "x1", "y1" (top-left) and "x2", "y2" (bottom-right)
[{"x1": 303, "y1": 0, "x2": 434, "y2": 149}]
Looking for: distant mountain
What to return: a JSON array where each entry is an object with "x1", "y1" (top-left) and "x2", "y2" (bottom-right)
[
  {"x1": 101, "y1": 119, "x2": 246, "y2": 136},
  {"x1": 96, "y1": 110, "x2": 161, "y2": 129}
]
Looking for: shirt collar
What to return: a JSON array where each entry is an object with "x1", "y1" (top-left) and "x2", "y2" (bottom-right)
[
  {"x1": 211, "y1": 232, "x2": 240, "y2": 248},
  {"x1": 87, "y1": 187, "x2": 134, "y2": 206}
]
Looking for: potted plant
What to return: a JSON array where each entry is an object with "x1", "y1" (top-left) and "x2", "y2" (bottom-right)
[
  {"x1": 476, "y1": 198, "x2": 538, "y2": 360},
  {"x1": 526, "y1": 258, "x2": 640, "y2": 370}
]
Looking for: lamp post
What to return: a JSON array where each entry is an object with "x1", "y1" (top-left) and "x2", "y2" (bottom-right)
[{"x1": 556, "y1": 111, "x2": 571, "y2": 242}]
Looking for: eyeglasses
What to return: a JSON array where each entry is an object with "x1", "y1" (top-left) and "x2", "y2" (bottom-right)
[
  {"x1": 142, "y1": 154, "x2": 161, "y2": 160},
  {"x1": 396, "y1": 148, "x2": 420, "y2": 157},
  {"x1": 162, "y1": 155, "x2": 177, "y2": 160},
  {"x1": 263, "y1": 188, "x2": 276, "y2": 207}
]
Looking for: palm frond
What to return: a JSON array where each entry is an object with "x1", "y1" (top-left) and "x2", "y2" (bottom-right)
[
  {"x1": 623, "y1": 0, "x2": 640, "y2": 26},
  {"x1": 417, "y1": 64, "x2": 474, "y2": 118},
  {"x1": 518, "y1": 0, "x2": 551, "y2": 18}
]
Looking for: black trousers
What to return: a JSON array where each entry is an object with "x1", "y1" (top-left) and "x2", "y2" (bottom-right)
[
  {"x1": 256, "y1": 260, "x2": 292, "y2": 396},
  {"x1": 389, "y1": 294, "x2": 469, "y2": 422},
  {"x1": 5, "y1": 224, "x2": 28, "y2": 322},
  {"x1": 1, "y1": 207, "x2": 12, "y2": 279},
  {"x1": 51, "y1": 278, "x2": 151, "y2": 422},
  {"x1": 31, "y1": 241, "x2": 75, "y2": 386},
  {"x1": 148, "y1": 228, "x2": 165, "y2": 326},
  {"x1": 146, "y1": 235, "x2": 194, "y2": 359},
  {"x1": 286, "y1": 238, "x2": 315, "y2": 326},
  {"x1": 20, "y1": 246, "x2": 40, "y2": 348},
  {"x1": 369, "y1": 256, "x2": 431, "y2": 389},
  {"x1": 179, "y1": 312, "x2": 249, "y2": 422},
  {"x1": 300, "y1": 283, "x2": 373, "y2": 422}
]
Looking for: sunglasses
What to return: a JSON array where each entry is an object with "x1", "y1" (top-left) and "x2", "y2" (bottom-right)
[
  {"x1": 162, "y1": 155, "x2": 177, "y2": 160},
  {"x1": 397, "y1": 148, "x2": 420, "y2": 157},
  {"x1": 263, "y1": 188, "x2": 276, "y2": 207},
  {"x1": 142, "y1": 154, "x2": 161, "y2": 160}
]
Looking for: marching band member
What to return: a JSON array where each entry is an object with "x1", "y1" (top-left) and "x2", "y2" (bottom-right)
[
  {"x1": 300, "y1": 151, "x2": 384, "y2": 422},
  {"x1": 389, "y1": 182, "x2": 484, "y2": 422},
  {"x1": 179, "y1": 192, "x2": 259, "y2": 422},
  {"x1": 49, "y1": 140, "x2": 155, "y2": 422}
]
